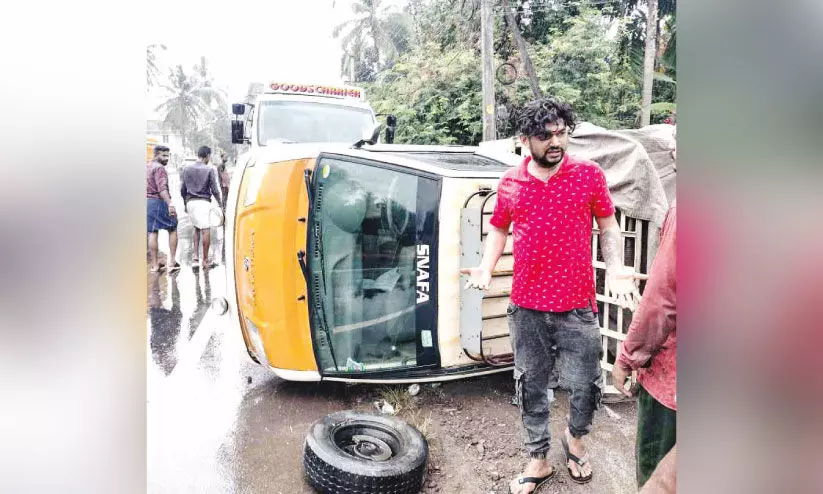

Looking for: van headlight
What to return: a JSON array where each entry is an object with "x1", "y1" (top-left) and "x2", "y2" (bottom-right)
[{"x1": 245, "y1": 318, "x2": 269, "y2": 366}]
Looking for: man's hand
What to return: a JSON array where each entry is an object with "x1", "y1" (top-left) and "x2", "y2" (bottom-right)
[
  {"x1": 460, "y1": 266, "x2": 492, "y2": 291},
  {"x1": 607, "y1": 266, "x2": 643, "y2": 311},
  {"x1": 611, "y1": 363, "x2": 635, "y2": 397},
  {"x1": 168, "y1": 205, "x2": 177, "y2": 217}
]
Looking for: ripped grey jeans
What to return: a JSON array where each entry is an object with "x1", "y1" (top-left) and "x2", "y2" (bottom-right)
[{"x1": 508, "y1": 302, "x2": 604, "y2": 459}]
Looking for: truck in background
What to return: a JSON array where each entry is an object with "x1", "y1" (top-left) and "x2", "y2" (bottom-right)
[{"x1": 229, "y1": 81, "x2": 396, "y2": 154}]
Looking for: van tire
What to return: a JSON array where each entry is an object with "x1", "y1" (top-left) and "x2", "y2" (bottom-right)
[{"x1": 302, "y1": 410, "x2": 428, "y2": 494}]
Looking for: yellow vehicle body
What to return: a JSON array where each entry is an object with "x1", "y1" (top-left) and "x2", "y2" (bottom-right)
[
  {"x1": 146, "y1": 137, "x2": 160, "y2": 162},
  {"x1": 222, "y1": 143, "x2": 527, "y2": 384},
  {"x1": 233, "y1": 157, "x2": 317, "y2": 372}
]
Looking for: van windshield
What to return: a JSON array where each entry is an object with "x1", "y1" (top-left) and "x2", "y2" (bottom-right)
[
  {"x1": 307, "y1": 157, "x2": 439, "y2": 374},
  {"x1": 257, "y1": 100, "x2": 375, "y2": 145}
]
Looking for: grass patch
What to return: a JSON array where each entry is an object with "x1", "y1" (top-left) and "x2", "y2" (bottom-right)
[
  {"x1": 378, "y1": 385, "x2": 417, "y2": 415},
  {"x1": 377, "y1": 385, "x2": 440, "y2": 453}
]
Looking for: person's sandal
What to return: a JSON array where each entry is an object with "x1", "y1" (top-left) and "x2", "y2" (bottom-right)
[
  {"x1": 509, "y1": 469, "x2": 555, "y2": 494},
  {"x1": 560, "y1": 435, "x2": 593, "y2": 484},
  {"x1": 167, "y1": 262, "x2": 181, "y2": 274}
]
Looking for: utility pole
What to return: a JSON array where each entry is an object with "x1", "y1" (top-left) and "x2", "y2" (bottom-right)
[
  {"x1": 501, "y1": 0, "x2": 541, "y2": 98},
  {"x1": 640, "y1": 0, "x2": 658, "y2": 126},
  {"x1": 481, "y1": 0, "x2": 497, "y2": 141}
]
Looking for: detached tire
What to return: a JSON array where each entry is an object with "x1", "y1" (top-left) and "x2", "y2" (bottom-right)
[{"x1": 303, "y1": 410, "x2": 428, "y2": 494}]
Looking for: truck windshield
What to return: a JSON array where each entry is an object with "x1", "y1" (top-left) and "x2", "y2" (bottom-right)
[
  {"x1": 258, "y1": 100, "x2": 375, "y2": 145},
  {"x1": 307, "y1": 157, "x2": 439, "y2": 374}
]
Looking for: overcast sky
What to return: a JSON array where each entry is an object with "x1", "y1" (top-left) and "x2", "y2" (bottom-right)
[{"x1": 145, "y1": 0, "x2": 406, "y2": 118}]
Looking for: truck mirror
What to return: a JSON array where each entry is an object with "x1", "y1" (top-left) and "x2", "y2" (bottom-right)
[
  {"x1": 231, "y1": 120, "x2": 245, "y2": 144},
  {"x1": 363, "y1": 123, "x2": 381, "y2": 145},
  {"x1": 352, "y1": 123, "x2": 382, "y2": 149},
  {"x1": 232, "y1": 103, "x2": 246, "y2": 116},
  {"x1": 385, "y1": 114, "x2": 396, "y2": 144}
]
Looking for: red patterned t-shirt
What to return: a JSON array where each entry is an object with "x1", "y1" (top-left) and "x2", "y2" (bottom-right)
[{"x1": 489, "y1": 154, "x2": 615, "y2": 312}]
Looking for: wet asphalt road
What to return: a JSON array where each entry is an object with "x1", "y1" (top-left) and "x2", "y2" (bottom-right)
[
  {"x1": 147, "y1": 176, "x2": 358, "y2": 493},
  {"x1": 147, "y1": 255, "x2": 376, "y2": 493}
]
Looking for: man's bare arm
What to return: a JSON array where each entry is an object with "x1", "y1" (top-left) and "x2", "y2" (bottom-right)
[
  {"x1": 160, "y1": 190, "x2": 173, "y2": 208},
  {"x1": 596, "y1": 214, "x2": 641, "y2": 310},
  {"x1": 596, "y1": 214, "x2": 622, "y2": 271},
  {"x1": 480, "y1": 225, "x2": 508, "y2": 272},
  {"x1": 156, "y1": 169, "x2": 175, "y2": 215}
]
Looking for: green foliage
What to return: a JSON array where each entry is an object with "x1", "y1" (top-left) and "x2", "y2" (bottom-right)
[
  {"x1": 408, "y1": 0, "x2": 480, "y2": 51},
  {"x1": 365, "y1": 43, "x2": 483, "y2": 145},
  {"x1": 652, "y1": 76, "x2": 676, "y2": 106},
  {"x1": 524, "y1": 12, "x2": 641, "y2": 128},
  {"x1": 335, "y1": 0, "x2": 415, "y2": 80},
  {"x1": 155, "y1": 58, "x2": 230, "y2": 155},
  {"x1": 515, "y1": 0, "x2": 580, "y2": 44},
  {"x1": 344, "y1": 2, "x2": 675, "y2": 142},
  {"x1": 146, "y1": 44, "x2": 166, "y2": 88},
  {"x1": 649, "y1": 101, "x2": 676, "y2": 124}
]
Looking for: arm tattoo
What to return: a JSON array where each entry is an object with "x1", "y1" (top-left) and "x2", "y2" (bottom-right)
[{"x1": 600, "y1": 226, "x2": 623, "y2": 272}]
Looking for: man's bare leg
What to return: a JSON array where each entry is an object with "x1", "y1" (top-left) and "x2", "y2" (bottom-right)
[
  {"x1": 148, "y1": 232, "x2": 160, "y2": 271},
  {"x1": 510, "y1": 459, "x2": 554, "y2": 494},
  {"x1": 202, "y1": 229, "x2": 212, "y2": 267},
  {"x1": 565, "y1": 428, "x2": 592, "y2": 479},
  {"x1": 192, "y1": 228, "x2": 201, "y2": 265},
  {"x1": 168, "y1": 230, "x2": 178, "y2": 270}
]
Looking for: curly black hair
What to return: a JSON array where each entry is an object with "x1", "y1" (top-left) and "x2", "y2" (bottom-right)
[{"x1": 517, "y1": 97, "x2": 577, "y2": 137}]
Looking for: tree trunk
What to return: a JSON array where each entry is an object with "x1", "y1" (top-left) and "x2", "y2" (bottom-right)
[
  {"x1": 480, "y1": 0, "x2": 496, "y2": 141},
  {"x1": 369, "y1": 5, "x2": 381, "y2": 67},
  {"x1": 640, "y1": 0, "x2": 658, "y2": 127},
  {"x1": 350, "y1": 55, "x2": 356, "y2": 83},
  {"x1": 179, "y1": 103, "x2": 186, "y2": 150},
  {"x1": 501, "y1": 0, "x2": 541, "y2": 98}
]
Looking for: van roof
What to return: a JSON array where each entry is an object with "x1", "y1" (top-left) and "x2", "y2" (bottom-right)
[{"x1": 249, "y1": 143, "x2": 519, "y2": 178}]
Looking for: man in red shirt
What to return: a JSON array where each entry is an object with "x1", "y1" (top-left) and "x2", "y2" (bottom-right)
[
  {"x1": 461, "y1": 98, "x2": 640, "y2": 493},
  {"x1": 147, "y1": 145, "x2": 179, "y2": 273},
  {"x1": 612, "y1": 201, "x2": 677, "y2": 489}
]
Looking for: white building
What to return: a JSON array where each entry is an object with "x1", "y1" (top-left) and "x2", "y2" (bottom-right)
[{"x1": 146, "y1": 120, "x2": 189, "y2": 168}]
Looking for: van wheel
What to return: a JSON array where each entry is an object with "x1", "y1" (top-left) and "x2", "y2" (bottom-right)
[{"x1": 302, "y1": 410, "x2": 428, "y2": 494}]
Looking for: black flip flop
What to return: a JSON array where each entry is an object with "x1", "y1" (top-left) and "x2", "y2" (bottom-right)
[
  {"x1": 560, "y1": 435, "x2": 593, "y2": 484},
  {"x1": 509, "y1": 468, "x2": 556, "y2": 494},
  {"x1": 167, "y1": 262, "x2": 181, "y2": 274}
]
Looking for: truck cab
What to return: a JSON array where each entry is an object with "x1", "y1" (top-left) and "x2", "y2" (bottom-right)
[{"x1": 230, "y1": 82, "x2": 394, "y2": 154}]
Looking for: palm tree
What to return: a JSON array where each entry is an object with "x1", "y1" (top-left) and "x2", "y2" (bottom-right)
[
  {"x1": 155, "y1": 65, "x2": 210, "y2": 151},
  {"x1": 333, "y1": 0, "x2": 411, "y2": 75},
  {"x1": 191, "y1": 56, "x2": 228, "y2": 145},
  {"x1": 146, "y1": 44, "x2": 166, "y2": 88},
  {"x1": 192, "y1": 56, "x2": 226, "y2": 109}
]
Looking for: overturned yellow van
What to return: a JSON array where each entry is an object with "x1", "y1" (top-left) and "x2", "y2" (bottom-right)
[{"x1": 218, "y1": 120, "x2": 673, "y2": 392}]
